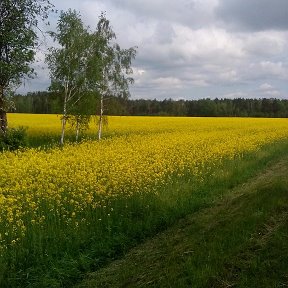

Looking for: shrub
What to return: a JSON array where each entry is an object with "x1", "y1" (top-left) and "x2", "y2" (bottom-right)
[{"x1": 0, "y1": 127, "x2": 28, "y2": 151}]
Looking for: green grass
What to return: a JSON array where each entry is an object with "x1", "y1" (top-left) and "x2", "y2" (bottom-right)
[{"x1": 76, "y1": 147, "x2": 288, "y2": 288}]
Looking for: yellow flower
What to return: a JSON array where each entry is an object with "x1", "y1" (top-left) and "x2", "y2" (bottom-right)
[{"x1": 0, "y1": 114, "x2": 287, "y2": 247}]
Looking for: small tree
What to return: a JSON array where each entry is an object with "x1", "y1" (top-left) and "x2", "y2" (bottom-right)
[
  {"x1": 0, "y1": 0, "x2": 53, "y2": 133},
  {"x1": 86, "y1": 13, "x2": 136, "y2": 140},
  {"x1": 46, "y1": 9, "x2": 90, "y2": 145}
]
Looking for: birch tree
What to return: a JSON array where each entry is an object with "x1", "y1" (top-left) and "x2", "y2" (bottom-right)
[
  {"x1": 86, "y1": 13, "x2": 136, "y2": 140},
  {"x1": 0, "y1": 0, "x2": 53, "y2": 133},
  {"x1": 46, "y1": 9, "x2": 89, "y2": 145}
]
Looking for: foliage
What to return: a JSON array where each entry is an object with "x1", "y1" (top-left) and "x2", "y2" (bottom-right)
[
  {"x1": 12, "y1": 93, "x2": 288, "y2": 117},
  {"x1": 85, "y1": 12, "x2": 136, "y2": 139},
  {"x1": 65, "y1": 91, "x2": 99, "y2": 141},
  {"x1": 86, "y1": 13, "x2": 136, "y2": 99},
  {"x1": 0, "y1": 117, "x2": 288, "y2": 286},
  {"x1": 0, "y1": 126, "x2": 27, "y2": 150},
  {"x1": 46, "y1": 9, "x2": 91, "y2": 144},
  {"x1": 126, "y1": 97, "x2": 288, "y2": 117},
  {"x1": 0, "y1": 0, "x2": 53, "y2": 132},
  {"x1": 12, "y1": 91, "x2": 63, "y2": 114},
  {"x1": 46, "y1": 10, "x2": 136, "y2": 142},
  {"x1": 46, "y1": 9, "x2": 90, "y2": 101}
]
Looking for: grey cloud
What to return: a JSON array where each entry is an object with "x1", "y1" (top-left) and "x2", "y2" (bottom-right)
[
  {"x1": 17, "y1": 0, "x2": 288, "y2": 100},
  {"x1": 216, "y1": 0, "x2": 288, "y2": 31},
  {"x1": 153, "y1": 22, "x2": 176, "y2": 44},
  {"x1": 242, "y1": 32, "x2": 287, "y2": 58},
  {"x1": 104, "y1": 0, "x2": 217, "y2": 28}
]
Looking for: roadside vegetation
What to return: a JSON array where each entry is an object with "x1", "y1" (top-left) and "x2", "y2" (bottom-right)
[{"x1": 0, "y1": 115, "x2": 288, "y2": 287}]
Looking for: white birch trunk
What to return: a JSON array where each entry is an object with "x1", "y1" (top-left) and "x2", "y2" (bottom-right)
[
  {"x1": 98, "y1": 94, "x2": 104, "y2": 140},
  {"x1": 75, "y1": 117, "x2": 80, "y2": 142},
  {"x1": 60, "y1": 98, "x2": 67, "y2": 145}
]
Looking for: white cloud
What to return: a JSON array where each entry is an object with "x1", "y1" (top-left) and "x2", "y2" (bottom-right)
[
  {"x1": 221, "y1": 91, "x2": 249, "y2": 99},
  {"x1": 259, "y1": 61, "x2": 287, "y2": 78},
  {"x1": 264, "y1": 90, "x2": 281, "y2": 97},
  {"x1": 258, "y1": 83, "x2": 281, "y2": 98},
  {"x1": 243, "y1": 31, "x2": 287, "y2": 57},
  {"x1": 259, "y1": 83, "x2": 273, "y2": 91},
  {"x1": 153, "y1": 77, "x2": 183, "y2": 89}
]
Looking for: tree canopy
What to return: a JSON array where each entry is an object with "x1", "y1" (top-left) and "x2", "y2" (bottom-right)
[
  {"x1": 12, "y1": 93, "x2": 288, "y2": 118},
  {"x1": 86, "y1": 13, "x2": 136, "y2": 139},
  {"x1": 46, "y1": 10, "x2": 136, "y2": 143},
  {"x1": 0, "y1": 0, "x2": 53, "y2": 132},
  {"x1": 46, "y1": 9, "x2": 91, "y2": 144}
]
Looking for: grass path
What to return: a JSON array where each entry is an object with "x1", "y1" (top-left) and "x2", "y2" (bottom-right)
[{"x1": 76, "y1": 157, "x2": 288, "y2": 288}]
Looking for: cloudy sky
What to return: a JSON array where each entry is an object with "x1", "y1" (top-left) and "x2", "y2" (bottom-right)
[{"x1": 19, "y1": 0, "x2": 288, "y2": 100}]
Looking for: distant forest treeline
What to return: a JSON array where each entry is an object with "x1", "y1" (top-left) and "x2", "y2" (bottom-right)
[{"x1": 12, "y1": 91, "x2": 288, "y2": 117}]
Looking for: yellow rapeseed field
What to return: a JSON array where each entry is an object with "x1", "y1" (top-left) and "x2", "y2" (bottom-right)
[{"x1": 1, "y1": 115, "x2": 288, "y2": 255}]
